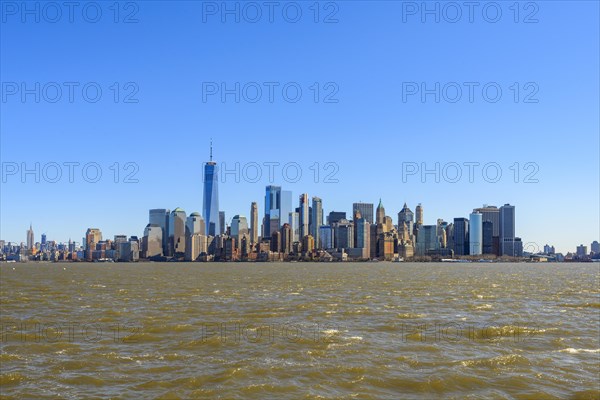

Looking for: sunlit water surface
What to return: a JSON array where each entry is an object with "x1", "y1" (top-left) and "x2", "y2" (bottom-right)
[{"x1": 1, "y1": 262, "x2": 599, "y2": 399}]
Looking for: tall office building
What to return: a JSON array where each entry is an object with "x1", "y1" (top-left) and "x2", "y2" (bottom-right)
[
  {"x1": 415, "y1": 204, "x2": 424, "y2": 226},
  {"x1": 289, "y1": 212, "x2": 300, "y2": 243},
  {"x1": 334, "y1": 219, "x2": 354, "y2": 249},
  {"x1": 398, "y1": 203, "x2": 414, "y2": 241},
  {"x1": 281, "y1": 190, "x2": 292, "y2": 231},
  {"x1": 143, "y1": 224, "x2": 163, "y2": 258},
  {"x1": 453, "y1": 218, "x2": 469, "y2": 256},
  {"x1": 169, "y1": 208, "x2": 187, "y2": 255},
  {"x1": 250, "y1": 202, "x2": 259, "y2": 244},
  {"x1": 26, "y1": 224, "x2": 34, "y2": 250},
  {"x1": 416, "y1": 225, "x2": 440, "y2": 256},
  {"x1": 311, "y1": 197, "x2": 323, "y2": 248},
  {"x1": 219, "y1": 212, "x2": 226, "y2": 235},
  {"x1": 186, "y1": 212, "x2": 205, "y2": 236},
  {"x1": 318, "y1": 225, "x2": 333, "y2": 249},
  {"x1": 482, "y1": 220, "x2": 494, "y2": 255},
  {"x1": 264, "y1": 185, "x2": 281, "y2": 237},
  {"x1": 473, "y1": 205, "x2": 500, "y2": 255},
  {"x1": 85, "y1": 228, "x2": 102, "y2": 261},
  {"x1": 576, "y1": 245, "x2": 588, "y2": 258},
  {"x1": 469, "y1": 212, "x2": 483, "y2": 256},
  {"x1": 376, "y1": 199, "x2": 385, "y2": 225},
  {"x1": 353, "y1": 203, "x2": 374, "y2": 224},
  {"x1": 231, "y1": 215, "x2": 249, "y2": 238},
  {"x1": 281, "y1": 223, "x2": 293, "y2": 255},
  {"x1": 355, "y1": 217, "x2": 370, "y2": 257},
  {"x1": 149, "y1": 209, "x2": 170, "y2": 256},
  {"x1": 203, "y1": 142, "x2": 220, "y2": 236},
  {"x1": 299, "y1": 194, "x2": 310, "y2": 238},
  {"x1": 499, "y1": 204, "x2": 516, "y2": 256},
  {"x1": 591, "y1": 241, "x2": 600, "y2": 254},
  {"x1": 41, "y1": 233, "x2": 47, "y2": 251}
]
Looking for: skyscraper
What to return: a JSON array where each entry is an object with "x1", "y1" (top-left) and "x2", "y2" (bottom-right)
[
  {"x1": 398, "y1": 203, "x2": 414, "y2": 241},
  {"x1": 376, "y1": 199, "x2": 385, "y2": 225},
  {"x1": 169, "y1": 208, "x2": 187, "y2": 256},
  {"x1": 26, "y1": 224, "x2": 34, "y2": 250},
  {"x1": 318, "y1": 225, "x2": 333, "y2": 250},
  {"x1": 264, "y1": 185, "x2": 281, "y2": 237},
  {"x1": 500, "y1": 204, "x2": 516, "y2": 256},
  {"x1": 289, "y1": 212, "x2": 300, "y2": 243},
  {"x1": 186, "y1": 212, "x2": 205, "y2": 236},
  {"x1": 482, "y1": 220, "x2": 494, "y2": 255},
  {"x1": 231, "y1": 215, "x2": 249, "y2": 239},
  {"x1": 355, "y1": 216, "x2": 370, "y2": 258},
  {"x1": 311, "y1": 197, "x2": 323, "y2": 248},
  {"x1": 143, "y1": 224, "x2": 163, "y2": 258},
  {"x1": 353, "y1": 203, "x2": 374, "y2": 224},
  {"x1": 415, "y1": 203, "x2": 424, "y2": 226},
  {"x1": 85, "y1": 228, "x2": 102, "y2": 261},
  {"x1": 469, "y1": 212, "x2": 483, "y2": 256},
  {"x1": 299, "y1": 194, "x2": 309, "y2": 238},
  {"x1": 203, "y1": 141, "x2": 220, "y2": 237},
  {"x1": 281, "y1": 190, "x2": 292, "y2": 231},
  {"x1": 416, "y1": 225, "x2": 440, "y2": 256},
  {"x1": 250, "y1": 202, "x2": 259, "y2": 244},
  {"x1": 149, "y1": 209, "x2": 170, "y2": 256},
  {"x1": 453, "y1": 218, "x2": 469, "y2": 256},
  {"x1": 334, "y1": 219, "x2": 354, "y2": 249},
  {"x1": 219, "y1": 212, "x2": 226, "y2": 235},
  {"x1": 473, "y1": 205, "x2": 500, "y2": 255}
]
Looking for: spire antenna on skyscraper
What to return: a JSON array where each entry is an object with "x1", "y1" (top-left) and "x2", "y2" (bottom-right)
[{"x1": 210, "y1": 138, "x2": 213, "y2": 162}]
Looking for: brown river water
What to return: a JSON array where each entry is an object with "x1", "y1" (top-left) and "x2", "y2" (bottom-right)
[{"x1": 1, "y1": 262, "x2": 599, "y2": 399}]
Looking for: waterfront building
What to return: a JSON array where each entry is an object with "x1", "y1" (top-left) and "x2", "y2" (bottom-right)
[
  {"x1": 318, "y1": 225, "x2": 333, "y2": 250},
  {"x1": 453, "y1": 218, "x2": 469, "y2": 256},
  {"x1": 334, "y1": 219, "x2": 354, "y2": 249},
  {"x1": 469, "y1": 212, "x2": 483, "y2": 255},
  {"x1": 85, "y1": 228, "x2": 102, "y2": 261},
  {"x1": 576, "y1": 245, "x2": 588, "y2": 258},
  {"x1": 281, "y1": 223, "x2": 293, "y2": 255},
  {"x1": 299, "y1": 194, "x2": 310, "y2": 238},
  {"x1": 149, "y1": 209, "x2": 170, "y2": 255},
  {"x1": 483, "y1": 221, "x2": 494, "y2": 255},
  {"x1": 289, "y1": 212, "x2": 300, "y2": 243},
  {"x1": 264, "y1": 185, "x2": 281, "y2": 237},
  {"x1": 500, "y1": 204, "x2": 516, "y2": 256},
  {"x1": 203, "y1": 142, "x2": 220, "y2": 236},
  {"x1": 311, "y1": 197, "x2": 323, "y2": 248},
  {"x1": 250, "y1": 202, "x2": 259, "y2": 245},
  {"x1": 169, "y1": 208, "x2": 187, "y2": 256},
  {"x1": 142, "y1": 224, "x2": 163, "y2": 258}
]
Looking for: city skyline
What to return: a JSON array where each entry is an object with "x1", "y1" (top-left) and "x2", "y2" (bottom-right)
[{"x1": 2, "y1": 145, "x2": 597, "y2": 258}]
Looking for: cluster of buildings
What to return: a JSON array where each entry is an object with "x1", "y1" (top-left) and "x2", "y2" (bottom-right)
[{"x1": 2, "y1": 148, "x2": 599, "y2": 263}]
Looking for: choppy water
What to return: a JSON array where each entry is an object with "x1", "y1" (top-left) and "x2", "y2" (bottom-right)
[{"x1": 1, "y1": 262, "x2": 599, "y2": 399}]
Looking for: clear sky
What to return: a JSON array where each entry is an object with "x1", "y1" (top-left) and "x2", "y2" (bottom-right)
[{"x1": 1, "y1": 1, "x2": 598, "y2": 254}]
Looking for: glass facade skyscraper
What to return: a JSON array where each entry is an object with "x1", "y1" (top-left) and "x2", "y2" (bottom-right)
[
  {"x1": 469, "y1": 212, "x2": 483, "y2": 255},
  {"x1": 500, "y1": 204, "x2": 516, "y2": 256},
  {"x1": 203, "y1": 158, "x2": 220, "y2": 237}
]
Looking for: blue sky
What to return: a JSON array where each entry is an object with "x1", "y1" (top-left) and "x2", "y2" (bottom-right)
[{"x1": 1, "y1": 1, "x2": 598, "y2": 254}]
